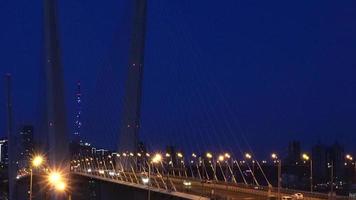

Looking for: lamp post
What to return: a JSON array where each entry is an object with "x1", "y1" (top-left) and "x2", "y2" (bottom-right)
[
  {"x1": 29, "y1": 155, "x2": 44, "y2": 200},
  {"x1": 148, "y1": 153, "x2": 162, "y2": 200},
  {"x1": 245, "y1": 153, "x2": 258, "y2": 186},
  {"x1": 346, "y1": 155, "x2": 355, "y2": 183},
  {"x1": 302, "y1": 153, "x2": 313, "y2": 193},
  {"x1": 328, "y1": 162, "x2": 334, "y2": 200},
  {"x1": 272, "y1": 153, "x2": 281, "y2": 199}
]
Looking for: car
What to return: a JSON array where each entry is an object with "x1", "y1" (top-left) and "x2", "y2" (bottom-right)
[
  {"x1": 293, "y1": 193, "x2": 304, "y2": 200},
  {"x1": 201, "y1": 180, "x2": 212, "y2": 184},
  {"x1": 183, "y1": 180, "x2": 192, "y2": 187},
  {"x1": 282, "y1": 196, "x2": 293, "y2": 200}
]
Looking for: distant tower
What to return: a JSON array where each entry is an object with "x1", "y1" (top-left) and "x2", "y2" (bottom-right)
[
  {"x1": 118, "y1": 0, "x2": 147, "y2": 153},
  {"x1": 73, "y1": 81, "x2": 82, "y2": 143}
]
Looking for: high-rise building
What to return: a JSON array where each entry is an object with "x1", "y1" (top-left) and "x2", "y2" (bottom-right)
[
  {"x1": 312, "y1": 143, "x2": 328, "y2": 183},
  {"x1": 0, "y1": 138, "x2": 8, "y2": 168},
  {"x1": 327, "y1": 142, "x2": 345, "y2": 181},
  {"x1": 286, "y1": 140, "x2": 301, "y2": 165},
  {"x1": 18, "y1": 125, "x2": 34, "y2": 168}
]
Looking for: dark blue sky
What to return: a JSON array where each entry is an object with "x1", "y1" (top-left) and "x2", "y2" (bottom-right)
[{"x1": 1, "y1": 0, "x2": 356, "y2": 157}]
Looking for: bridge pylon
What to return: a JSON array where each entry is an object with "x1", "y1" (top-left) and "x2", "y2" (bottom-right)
[
  {"x1": 118, "y1": 0, "x2": 147, "y2": 155},
  {"x1": 43, "y1": 0, "x2": 69, "y2": 172}
]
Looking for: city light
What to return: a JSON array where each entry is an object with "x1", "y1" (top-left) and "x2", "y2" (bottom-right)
[
  {"x1": 142, "y1": 177, "x2": 149, "y2": 184},
  {"x1": 218, "y1": 155, "x2": 224, "y2": 162},
  {"x1": 54, "y1": 181, "x2": 67, "y2": 192},
  {"x1": 177, "y1": 152, "x2": 183, "y2": 158},
  {"x1": 152, "y1": 153, "x2": 162, "y2": 163},
  {"x1": 302, "y1": 153, "x2": 310, "y2": 161},
  {"x1": 165, "y1": 153, "x2": 171, "y2": 157},
  {"x1": 48, "y1": 171, "x2": 62, "y2": 185},
  {"x1": 245, "y1": 153, "x2": 252, "y2": 159},
  {"x1": 31, "y1": 155, "x2": 44, "y2": 168},
  {"x1": 271, "y1": 153, "x2": 278, "y2": 159},
  {"x1": 206, "y1": 152, "x2": 213, "y2": 159},
  {"x1": 224, "y1": 153, "x2": 231, "y2": 159},
  {"x1": 346, "y1": 154, "x2": 353, "y2": 161},
  {"x1": 47, "y1": 170, "x2": 68, "y2": 193}
]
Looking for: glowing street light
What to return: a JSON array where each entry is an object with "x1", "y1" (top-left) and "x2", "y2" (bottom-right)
[
  {"x1": 48, "y1": 171, "x2": 62, "y2": 185},
  {"x1": 271, "y1": 153, "x2": 278, "y2": 160},
  {"x1": 206, "y1": 152, "x2": 213, "y2": 159},
  {"x1": 302, "y1": 153, "x2": 310, "y2": 161},
  {"x1": 48, "y1": 170, "x2": 69, "y2": 196},
  {"x1": 271, "y1": 153, "x2": 281, "y2": 199},
  {"x1": 224, "y1": 153, "x2": 231, "y2": 159},
  {"x1": 152, "y1": 153, "x2": 162, "y2": 164},
  {"x1": 218, "y1": 155, "x2": 224, "y2": 162},
  {"x1": 54, "y1": 181, "x2": 67, "y2": 192},
  {"x1": 177, "y1": 152, "x2": 183, "y2": 158},
  {"x1": 245, "y1": 153, "x2": 252, "y2": 159},
  {"x1": 32, "y1": 155, "x2": 44, "y2": 168},
  {"x1": 346, "y1": 154, "x2": 353, "y2": 161}
]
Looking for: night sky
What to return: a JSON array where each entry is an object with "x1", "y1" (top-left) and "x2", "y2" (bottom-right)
[{"x1": 1, "y1": 0, "x2": 356, "y2": 157}]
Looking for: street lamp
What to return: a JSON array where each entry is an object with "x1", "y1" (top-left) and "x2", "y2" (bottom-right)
[
  {"x1": 245, "y1": 153, "x2": 254, "y2": 174},
  {"x1": 346, "y1": 154, "x2": 355, "y2": 184},
  {"x1": 217, "y1": 155, "x2": 227, "y2": 182},
  {"x1": 218, "y1": 155, "x2": 224, "y2": 162},
  {"x1": 224, "y1": 153, "x2": 231, "y2": 159},
  {"x1": 328, "y1": 162, "x2": 334, "y2": 199},
  {"x1": 346, "y1": 154, "x2": 353, "y2": 161},
  {"x1": 54, "y1": 181, "x2": 67, "y2": 192},
  {"x1": 245, "y1": 153, "x2": 252, "y2": 160},
  {"x1": 30, "y1": 155, "x2": 44, "y2": 200},
  {"x1": 302, "y1": 153, "x2": 313, "y2": 193},
  {"x1": 146, "y1": 153, "x2": 162, "y2": 200},
  {"x1": 271, "y1": 153, "x2": 281, "y2": 199},
  {"x1": 47, "y1": 170, "x2": 70, "y2": 198},
  {"x1": 48, "y1": 171, "x2": 63, "y2": 185}
]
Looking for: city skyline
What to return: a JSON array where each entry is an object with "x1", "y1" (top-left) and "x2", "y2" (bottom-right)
[
  {"x1": 1, "y1": 0, "x2": 356, "y2": 199},
  {"x1": 0, "y1": 0, "x2": 356, "y2": 155}
]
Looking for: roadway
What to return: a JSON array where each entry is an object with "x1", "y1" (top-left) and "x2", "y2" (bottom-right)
[{"x1": 73, "y1": 170, "x2": 267, "y2": 200}]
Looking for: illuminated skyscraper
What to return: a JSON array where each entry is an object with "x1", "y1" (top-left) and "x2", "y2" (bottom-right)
[
  {"x1": 18, "y1": 125, "x2": 34, "y2": 168},
  {"x1": 0, "y1": 138, "x2": 8, "y2": 168}
]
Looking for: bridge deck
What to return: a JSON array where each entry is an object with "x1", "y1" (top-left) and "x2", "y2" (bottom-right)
[{"x1": 73, "y1": 172, "x2": 209, "y2": 200}]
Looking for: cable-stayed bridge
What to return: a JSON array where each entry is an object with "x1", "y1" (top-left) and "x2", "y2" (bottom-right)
[{"x1": 5, "y1": 0, "x2": 354, "y2": 199}]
